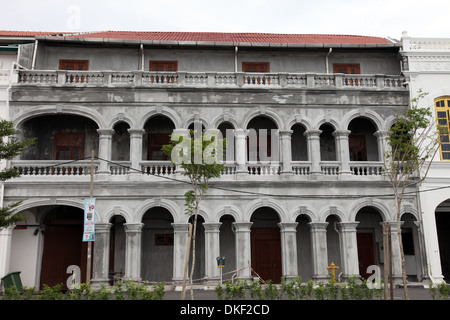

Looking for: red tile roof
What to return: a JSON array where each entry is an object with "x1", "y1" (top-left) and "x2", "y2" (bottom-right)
[
  {"x1": 67, "y1": 31, "x2": 392, "y2": 44},
  {"x1": 0, "y1": 31, "x2": 65, "y2": 37}
]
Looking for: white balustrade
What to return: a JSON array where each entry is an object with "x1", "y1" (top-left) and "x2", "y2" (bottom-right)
[
  {"x1": 141, "y1": 161, "x2": 176, "y2": 176},
  {"x1": 15, "y1": 69, "x2": 406, "y2": 91},
  {"x1": 12, "y1": 160, "x2": 98, "y2": 176}
]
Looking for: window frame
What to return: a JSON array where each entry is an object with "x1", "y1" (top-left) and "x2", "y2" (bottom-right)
[
  {"x1": 333, "y1": 63, "x2": 361, "y2": 74},
  {"x1": 435, "y1": 97, "x2": 450, "y2": 160}
]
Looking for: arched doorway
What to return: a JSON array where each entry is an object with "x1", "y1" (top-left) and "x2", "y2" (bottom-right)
[
  {"x1": 109, "y1": 215, "x2": 126, "y2": 283},
  {"x1": 355, "y1": 207, "x2": 383, "y2": 279},
  {"x1": 250, "y1": 207, "x2": 282, "y2": 283},
  {"x1": 144, "y1": 116, "x2": 175, "y2": 160},
  {"x1": 219, "y1": 214, "x2": 236, "y2": 282},
  {"x1": 435, "y1": 199, "x2": 450, "y2": 282},
  {"x1": 296, "y1": 214, "x2": 312, "y2": 280},
  {"x1": 112, "y1": 122, "x2": 130, "y2": 161},
  {"x1": 348, "y1": 117, "x2": 379, "y2": 161},
  {"x1": 291, "y1": 123, "x2": 308, "y2": 161},
  {"x1": 246, "y1": 116, "x2": 278, "y2": 163},
  {"x1": 319, "y1": 123, "x2": 336, "y2": 161},
  {"x1": 39, "y1": 205, "x2": 88, "y2": 289},
  {"x1": 141, "y1": 207, "x2": 174, "y2": 282}
]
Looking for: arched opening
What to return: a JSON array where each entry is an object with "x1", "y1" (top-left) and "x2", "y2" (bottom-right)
[
  {"x1": 218, "y1": 121, "x2": 235, "y2": 162},
  {"x1": 143, "y1": 115, "x2": 175, "y2": 160},
  {"x1": 109, "y1": 215, "x2": 126, "y2": 284},
  {"x1": 319, "y1": 123, "x2": 336, "y2": 161},
  {"x1": 296, "y1": 214, "x2": 312, "y2": 280},
  {"x1": 435, "y1": 199, "x2": 450, "y2": 282},
  {"x1": 326, "y1": 215, "x2": 342, "y2": 270},
  {"x1": 250, "y1": 207, "x2": 282, "y2": 283},
  {"x1": 188, "y1": 215, "x2": 205, "y2": 282},
  {"x1": 401, "y1": 213, "x2": 422, "y2": 282},
  {"x1": 141, "y1": 207, "x2": 174, "y2": 282},
  {"x1": 291, "y1": 123, "x2": 308, "y2": 161},
  {"x1": 247, "y1": 116, "x2": 278, "y2": 163},
  {"x1": 112, "y1": 122, "x2": 130, "y2": 161},
  {"x1": 20, "y1": 114, "x2": 99, "y2": 160},
  {"x1": 348, "y1": 117, "x2": 379, "y2": 161},
  {"x1": 355, "y1": 207, "x2": 383, "y2": 279},
  {"x1": 219, "y1": 214, "x2": 236, "y2": 281}
]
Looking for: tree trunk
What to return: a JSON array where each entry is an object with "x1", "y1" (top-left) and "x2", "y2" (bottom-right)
[{"x1": 189, "y1": 202, "x2": 200, "y2": 300}]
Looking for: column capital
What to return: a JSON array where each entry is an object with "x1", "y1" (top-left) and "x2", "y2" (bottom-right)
[
  {"x1": 203, "y1": 222, "x2": 222, "y2": 232},
  {"x1": 124, "y1": 223, "x2": 144, "y2": 233},
  {"x1": 307, "y1": 222, "x2": 329, "y2": 231},
  {"x1": 127, "y1": 128, "x2": 146, "y2": 136},
  {"x1": 279, "y1": 130, "x2": 293, "y2": 137},
  {"x1": 232, "y1": 221, "x2": 253, "y2": 232},
  {"x1": 337, "y1": 221, "x2": 359, "y2": 232},
  {"x1": 171, "y1": 223, "x2": 190, "y2": 232},
  {"x1": 304, "y1": 129, "x2": 322, "y2": 138},
  {"x1": 97, "y1": 128, "x2": 115, "y2": 136},
  {"x1": 95, "y1": 223, "x2": 112, "y2": 233},
  {"x1": 333, "y1": 129, "x2": 351, "y2": 138},
  {"x1": 278, "y1": 222, "x2": 298, "y2": 232}
]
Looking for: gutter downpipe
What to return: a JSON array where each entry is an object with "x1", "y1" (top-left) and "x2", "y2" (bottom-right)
[
  {"x1": 140, "y1": 44, "x2": 144, "y2": 71},
  {"x1": 31, "y1": 40, "x2": 38, "y2": 70},
  {"x1": 234, "y1": 46, "x2": 238, "y2": 73},
  {"x1": 325, "y1": 47, "x2": 332, "y2": 73}
]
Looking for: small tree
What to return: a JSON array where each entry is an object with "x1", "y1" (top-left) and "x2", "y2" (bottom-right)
[
  {"x1": 162, "y1": 127, "x2": 225, "y2": 300},
  {"x1": 384, "y1": 89, "x2": 441, "y2": 299},
  {"x1": 0, "y1": 120, "x2": 35, "y2": 229}
]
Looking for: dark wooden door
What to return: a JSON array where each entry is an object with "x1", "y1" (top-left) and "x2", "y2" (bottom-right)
[
  {"x1": 251, "y1": 228, "x2": 282, "y2": 283},
  {"x1": 349, "y1": 134, "x2": 367, "y2": 161},
  {"x1": 357, "y1": 232, "x2": 375, "y2": 279},
  {"x1": 40, "y1": 220, "x2": 87, "y2": 289}
]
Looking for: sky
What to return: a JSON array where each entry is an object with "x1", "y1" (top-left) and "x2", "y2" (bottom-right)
[{"x1": 1, "y1": 0, "x2": 449, "y2": 40}]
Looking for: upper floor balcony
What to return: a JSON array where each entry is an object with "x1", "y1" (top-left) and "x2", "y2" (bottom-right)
[{"x1": 12, "y1": 69, "x2": 407, "y2": 91}]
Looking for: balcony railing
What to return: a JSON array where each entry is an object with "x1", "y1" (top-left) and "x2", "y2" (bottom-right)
[
  {"x1": 10, "y1": 160, "x2": 386, "y2": 180},
  {"x1": 13, "y1": 70, "x2": 407, "y2": 90}
]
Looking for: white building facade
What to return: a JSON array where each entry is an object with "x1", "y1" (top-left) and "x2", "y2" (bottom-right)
[
  {"x1": 401, "y1": 32, "x2": 450, "y2": 284},
  {"x1": 0, "y1": 31, "x2": 428, "y2": 289}
]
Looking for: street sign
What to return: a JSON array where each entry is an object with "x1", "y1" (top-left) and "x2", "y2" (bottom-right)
[{"x1": 83, "y1": 198, "x2": 96, "y2": 241}]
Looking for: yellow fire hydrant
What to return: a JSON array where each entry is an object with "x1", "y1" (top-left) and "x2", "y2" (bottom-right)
[{"x1": 327, "y1": 262, "x2": 339, "y2": 283}]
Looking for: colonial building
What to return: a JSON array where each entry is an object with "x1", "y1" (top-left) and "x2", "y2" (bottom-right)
[
  {"x1": 0, "y1": 31, "x2": 422, "y2": 289},
  {"x1": 401, "y1": 32, "x2": 450, "y2": 284}
]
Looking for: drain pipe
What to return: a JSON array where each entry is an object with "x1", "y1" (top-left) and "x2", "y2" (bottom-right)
[
  {"x1": 234, "y1": 46, "x2": 238, "y2": 73},
  {"x1": 325, "y1": 47, "x2": 332, "y2": 73},
  {"x1": 31, "y1": 40, "x2": 38, "y2": 70},
  {"x1": 140, "y1": 44, "x2": 144, "y2": 71}
]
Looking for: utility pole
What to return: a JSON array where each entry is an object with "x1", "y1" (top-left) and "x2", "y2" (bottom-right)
[{"x1": 86, "y1": 150, "x2": 94, "y2": 285}]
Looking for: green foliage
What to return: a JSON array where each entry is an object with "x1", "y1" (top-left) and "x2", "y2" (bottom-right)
[
  {"x1": 1, "y1": 281, "x2": 165, "y2": 300},
  {"x1": 385, "y1": 89, "x2": 439, "y2": 184},
  {"x1": 216, "y1": 277, "x2": 384, "y2": 300},
  {"x1": 0, "y1": 119, "x2": 36, "y2": 229},
  {"x1": 162, "y1": 130, "x2": 225, "y2": 216},
  {"x1": 429, "y1": 282, "x2": 450, "y2": 300}
]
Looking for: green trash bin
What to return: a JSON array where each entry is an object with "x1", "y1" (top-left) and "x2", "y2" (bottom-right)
[{"x1": 1, "y1": 271, "x2": 23, "y2": 294}]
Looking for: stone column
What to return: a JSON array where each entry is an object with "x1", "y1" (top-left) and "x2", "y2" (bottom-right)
[
  {"x1": 91, "y1": 223, "x2": 112, "y2": 286},
  {"x1": 387, "y1": 221, "x2": 404, "y2": 285},
  {"x1": 171, "y1": 223, "x2": 190, "y2": 283},
  {"x1": 97, "y1": 129, "x2": 115, "y2": 175},
  {"x1": 0, "y1": 225, "x2": 14, "y2": 280},
  {"x1": 374, "y1": 130, "x2": 389, "y2": 162},
  {"x1": 232, "y1": 222, "x2": 253, "y2": 280},
  {"x1": 278, "y1": 222, "x2": 298, "y2": 280},
  {"x1": 337, "y1": 222, "x2": 360, "y2": 280},
  {"x1": 128, "y1": 129, "x2": 145, "y2": 175},
  {"x1": 279, "y1": 130, "x2": 293, "y2": 176},
  {"x1": 234, "y1": 129, "x2": 247, "y2": 175},
  {"x1": 334, "y1": 130, "x2": 352, "y2": 177},
  {"x1": 304, "y1": 130, "x2": 322, "y2": 177},
  {"x1": 308, "y1": 222, "x2": 329, "y2": 281},
  {"x1": 124, "y1": 223, "x2": 144, "y2": 281},
  {"x1": 204, "y1": 223, "x2": 222, "y2": 282}
]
